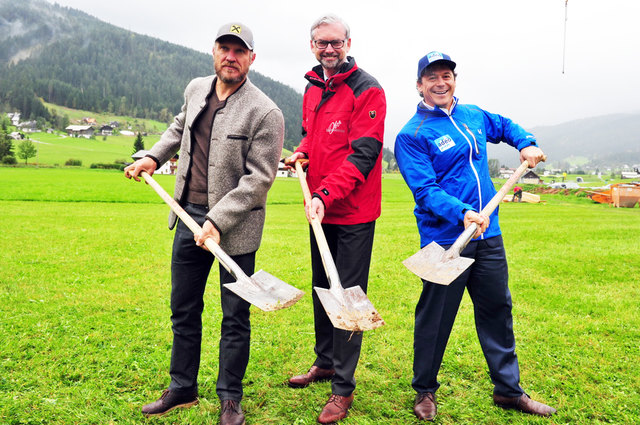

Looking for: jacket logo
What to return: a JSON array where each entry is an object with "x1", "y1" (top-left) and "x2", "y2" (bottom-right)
[
  {"x1": 369, "y1": 110, "x2": 376, "y2": 119},
  {"x1": 434, "y1": 134, "x2": 455, "y2": 152},
  {"x1": 326, "y1": 120, "x2": 343, "y2": 134}
]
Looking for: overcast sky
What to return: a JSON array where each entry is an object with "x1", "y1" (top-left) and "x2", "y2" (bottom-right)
[{"x1": 47, "y1": 0, "x2": 640, "y2": 148}]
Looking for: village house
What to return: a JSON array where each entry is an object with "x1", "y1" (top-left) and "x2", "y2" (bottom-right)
[
  {"x1": 99, "y1": 125, "x2": 114, "y2": 136},
  {"x1": 131, "y1": 150, "x2": 178, "y2": 175},
  {"x1": 521, "y1": 170, "x2": 543, "y2": 184},
  {"x1": 65, "y1": 125, "x2": 94, "y2": 138},
  {"x1": 499, "y1": 167, "x2": 515, "y2": 179},
  {"x1": 6, "y1": 112, "x2": 20, "y2": 126}
]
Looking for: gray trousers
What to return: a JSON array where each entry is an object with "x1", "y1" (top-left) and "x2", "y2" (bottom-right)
[{"x1": 168, "y1": 203, "x2": 253, "y2": 401}]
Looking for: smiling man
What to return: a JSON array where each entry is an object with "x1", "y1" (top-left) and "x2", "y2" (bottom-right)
[
  {"x1": 284, "y1": 13, "x2": 386, "y2": 425},
  {"x1": 124, "y1": 22, "x2": 284, "y2": 425},
  {"x1": 395, "y1": 51, "x2": 556, "y2": 421}
]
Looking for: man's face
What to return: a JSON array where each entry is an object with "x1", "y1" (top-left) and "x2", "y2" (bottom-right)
[
  {"x1": 310, "y1": 22, "x2": 351, "y2": 76},
  {"x1": 417, "y1": 63, "x2": 457, "y2": 109},
  {"x1": 213, "y1": 37, "x2": 255, "y2": 85}
]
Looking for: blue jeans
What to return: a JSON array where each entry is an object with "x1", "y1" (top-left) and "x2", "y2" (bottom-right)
[
  {"x1": 412, "y1": 235, "x2": 524, "y2": 398},
  {"x1": 167, "y1": 203, "x2": 253, "y2": 401}
]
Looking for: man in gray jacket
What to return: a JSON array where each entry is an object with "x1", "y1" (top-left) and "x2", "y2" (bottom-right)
[{"x1": 124, "y1": 22, "x2": 284, "y2": 425}]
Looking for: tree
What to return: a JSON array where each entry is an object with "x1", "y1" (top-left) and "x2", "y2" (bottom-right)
[
  {"x1": 488, "y1": 158, "x2": 500, "y2": 178},
  {"x1": 17, "y1": 140, "x2": 37, "y2": 164},
  {"x1": 132, "y1": 132, "x2": 145, "y2": 154},
  {"x1": 0, "y1": 129, "x2": 14, "y2": 158}
]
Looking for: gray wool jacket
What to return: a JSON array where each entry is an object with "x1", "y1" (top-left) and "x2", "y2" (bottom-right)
[{"x1": 148, "y1": 75, "x2": 284, "y2": 255}]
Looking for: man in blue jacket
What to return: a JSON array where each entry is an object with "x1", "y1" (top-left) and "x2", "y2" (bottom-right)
[{"x1": 395, "y1": 51, "x2": 556, "y2": 421}]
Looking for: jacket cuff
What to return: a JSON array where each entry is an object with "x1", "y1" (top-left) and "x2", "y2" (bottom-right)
[
  {"x1": 145, "y1": 154, "x2": 162, "y2": 169},
  {"x1": 206, "y1": 217, "x2": 223, "y2": 236},
  {"x1": 312, "y1": 191, "x2": 328, "y2": 209}
]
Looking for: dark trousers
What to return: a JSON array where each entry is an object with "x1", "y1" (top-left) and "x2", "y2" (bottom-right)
[
  {"x1": 310, "y1": 221, "x2": 376, "y2": 396},
  {"x1": 168, "y1": 203, "x2": 253, "y2": 402},
  {"x1": 412, "y1": 235, "x2": 524, "y2": 398}
]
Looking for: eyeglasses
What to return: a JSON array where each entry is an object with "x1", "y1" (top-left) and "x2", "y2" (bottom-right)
[{"x1": 313, "y1": 39, "x2": 346, "y2": 50}]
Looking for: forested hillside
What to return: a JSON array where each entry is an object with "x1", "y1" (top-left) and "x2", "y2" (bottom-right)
[{"x1": 0, "y1": 0, "x2": 303, "y2": 149}]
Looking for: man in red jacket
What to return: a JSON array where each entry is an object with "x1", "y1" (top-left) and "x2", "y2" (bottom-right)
[{"x1": 284, "y1": 13, "x2": 386, "y2": 424}]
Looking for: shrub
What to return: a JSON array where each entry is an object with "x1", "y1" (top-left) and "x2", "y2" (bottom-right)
[
  {"x1": 2, "y1": 155, "x2": 17, "y2": 164},
  {"x1": 90, "y1": 163, "x2": 121, "y2": 169},
  {"x1": 65, "y1": 158, "x2": 82, "y2": 166}
]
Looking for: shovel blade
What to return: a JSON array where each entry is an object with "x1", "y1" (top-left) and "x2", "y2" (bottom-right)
[
  {"x1": 224, "y1": 269, "x2": 304, "y2": 312},
  {"x1": 314, "y1": 286, "x2": 385, "y2": 332},
  {"x1": 403, "y1": 242, "x2": 475, "y2": 285}
]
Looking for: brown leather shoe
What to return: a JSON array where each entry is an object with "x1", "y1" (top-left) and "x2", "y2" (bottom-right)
[
  {"x1": 493, "y1": 393, "x2": 556, "y2": 417},
  {"x1": 220, "y1": 399, "x2": 246, "y2": 425},
  {"x1": 317, "y1": 393, "x2": 354, "y2": 424},
  {"x1": 413, "y1": 392, "x2": 437, "y2": 421},
  {"x1": 288, "y1": 365, "x2": 335, "y2": 388},
  {"x1": 141, "y1": 389, "x2": 198, "y2": 417}
]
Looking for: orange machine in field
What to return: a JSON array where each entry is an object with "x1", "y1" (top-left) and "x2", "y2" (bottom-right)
[{"x1": 587, "y1": 183, "x2": 640, "y2": 208}]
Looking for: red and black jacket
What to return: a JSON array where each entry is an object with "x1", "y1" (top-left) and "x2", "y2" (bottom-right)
[{"x1": 296, "y1": 56, "x2": 386, "y2": 225}]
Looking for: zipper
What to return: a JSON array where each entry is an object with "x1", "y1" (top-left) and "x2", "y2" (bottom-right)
[
  {"x1": 462, "y1": 123, "x2": 479, "y2": 155},
  {"x1": 447, "y1": 116, "x2": 484, "y2": 237}
]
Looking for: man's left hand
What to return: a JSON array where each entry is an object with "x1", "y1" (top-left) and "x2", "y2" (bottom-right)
[
  {"x1": 194, "y1": 220, "x2": 221, "y2": 251},
  {"x1": 520, "y1": 146, "x2": 545, "y2": 168},
  {"x1": 306, "y1": 197, "x2": 325, "y2": 223}
]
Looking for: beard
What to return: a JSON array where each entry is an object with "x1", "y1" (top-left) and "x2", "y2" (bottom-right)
[
  {"x1": 319, "y1": 53, "x2": 344, "y2": 71},
  {"x1": 215, "y1": 62, "x2": 247, "y2": 84}
]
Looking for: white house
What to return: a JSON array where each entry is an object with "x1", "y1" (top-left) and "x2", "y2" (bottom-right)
[
  {"x1": 131, "y1": 150, "x2": 178, "y2": 175},
  {"x1": 65, "y1": 125, "x2": 94, "y2": 138}
]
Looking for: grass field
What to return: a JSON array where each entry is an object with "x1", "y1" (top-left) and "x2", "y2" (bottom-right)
[{"x1": 1, "y1": 168, "x2": 639, "y2": 424}]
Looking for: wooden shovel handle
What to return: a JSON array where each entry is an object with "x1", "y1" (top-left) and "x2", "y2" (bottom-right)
[
  {"x1": 140, "y1": 171, "x2": 235, "y2": 274},
  {"x1": 449, "y1": 156, "x2": 546, "y2": 255},
  {"x1": 294, "y1": 160, "x2": 342, "y2": 290}
]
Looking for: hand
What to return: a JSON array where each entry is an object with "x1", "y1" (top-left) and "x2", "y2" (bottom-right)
[
  {"x1": 520, "y1": 146, "x2": 545, "y2": 168},
  {"x1": 305, "y1": 197, "x2": 325, "y2": 223},
  {"x1": 284, "y1": 152, "x2": 307, "y2": 170},
  {"x1": 124, "y1": 157, "x2": 157, "y2": 182},
  {"x1": 194, "y1": 220, "x2": 220, "y2": 251},
  {"x1": 464, "y1": 210, "x2": 489, "y2": 238}
]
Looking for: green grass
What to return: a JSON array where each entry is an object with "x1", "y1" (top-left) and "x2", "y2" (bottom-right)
[
  {"x1": 19, "y1": 132, "x2": 161, "y2": 167},
  {"x1": 1, "y1": 168, "x2": 639, "y2": 424}
]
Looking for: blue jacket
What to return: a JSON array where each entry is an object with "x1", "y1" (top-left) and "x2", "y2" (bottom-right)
[{"x1": 394, "y1": 98, "x2": 537, "y2": 247}]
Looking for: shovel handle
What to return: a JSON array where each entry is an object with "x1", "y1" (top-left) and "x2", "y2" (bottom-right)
[
  {"x1": 139, "y1": 171, "x2": 243, "y2": 279},
  {"x1": 448, "y1": 157, "x2": 545, "y2": 256},
  {"x1": 294, "y1": 161, "x2": 343, "y2": 294}
]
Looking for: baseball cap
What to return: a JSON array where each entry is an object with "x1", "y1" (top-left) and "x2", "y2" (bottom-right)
[
  {"x1": 417, "y1": 51, "x2": 456, "y2": 79},
  {"x1": 215, "y1": 22, "x2": 254, "y2": 50}
]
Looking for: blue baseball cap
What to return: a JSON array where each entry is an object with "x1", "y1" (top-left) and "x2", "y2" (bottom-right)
[{"x1": 417, "y1": 51, "x2": 456, "y2": 79}]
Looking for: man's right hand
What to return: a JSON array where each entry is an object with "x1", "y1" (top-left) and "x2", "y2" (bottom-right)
[
  {"x1": 124, "y1": 156, "x2": 157, "y2": 182},
  {"x1": 283, "y1": 152, "x2": 307, "y2": 170}
]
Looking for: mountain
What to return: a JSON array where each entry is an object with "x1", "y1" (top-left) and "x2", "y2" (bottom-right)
[
  {"x1": 487, "y1": 113, "x2": 640, "y2": 171},
  {"x1": 0, "y1": 0, "x2": 303, "y2": 150}
]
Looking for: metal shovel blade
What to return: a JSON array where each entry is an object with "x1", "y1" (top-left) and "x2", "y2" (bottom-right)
[
  {"x1": 314, "y1": 286, "x2": 385, "y2": 332},
  {"x1": 224, "y1": 269, "x2": 305, "y2": 312},
  {"x1": 403, "y1": 241, "x2": 475, "y2": 286}
]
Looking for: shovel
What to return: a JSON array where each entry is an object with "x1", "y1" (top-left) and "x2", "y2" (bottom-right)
[
  {"x1": 294, "y1": 160, "x2": 384, "y2": 331},
  {"x1": 403, "y1": 158, "x2": 542, "y2": 285},
  {"x1": 140, "y1": 171, "x2": 304, "y2": 311}
]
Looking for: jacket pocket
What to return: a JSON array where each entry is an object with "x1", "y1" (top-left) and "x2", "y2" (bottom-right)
[{"x1": 227, "y1": 134, "x2": 249, "y2": 140}]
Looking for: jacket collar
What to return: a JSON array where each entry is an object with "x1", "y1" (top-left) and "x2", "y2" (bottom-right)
[
  {"x1": 305, "y1": 56, "x2": 358, "y2": 90},
  {"x1": 417, "y1": 96, "x2": 459, "y2": 117}
]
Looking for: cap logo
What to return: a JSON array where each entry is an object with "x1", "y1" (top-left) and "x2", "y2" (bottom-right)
[
  {"x1": 230, "y1": 25, "x2": 241, "y2": 34},
  {"x1": 427, "y1": 51, "x2": 444, "y2": 62}
]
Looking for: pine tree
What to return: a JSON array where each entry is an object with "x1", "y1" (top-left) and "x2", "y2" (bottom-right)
[{"x1": 132, "y1": 132, "x2": 145, "y2": 154}]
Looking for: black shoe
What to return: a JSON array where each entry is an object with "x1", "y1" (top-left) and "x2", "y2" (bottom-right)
[
  {"x1": 141, "y1": 389, "x2": 198, "y2": 417},
  {"x1": 220, "y1": 399, "x2": 246, "y2": 425}
]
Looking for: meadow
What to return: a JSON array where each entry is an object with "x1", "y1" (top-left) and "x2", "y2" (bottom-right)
[{"x1": 0, "y1": 167, "x2": 638, "y2": 424}]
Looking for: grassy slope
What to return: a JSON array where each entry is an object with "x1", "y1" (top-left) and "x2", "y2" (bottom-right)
[{"x1": 0, "y1": 169, "x2": 638, "y2": 424}]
